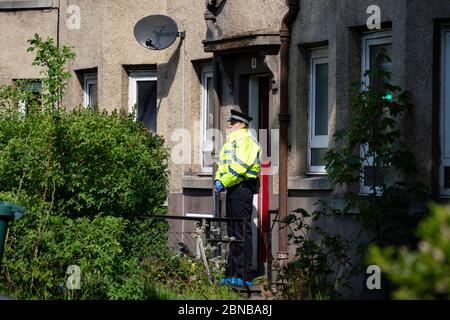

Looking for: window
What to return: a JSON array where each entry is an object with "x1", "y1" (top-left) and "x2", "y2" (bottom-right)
[
  {"x1": 440, "y1": 26, "x2": 450, "y2": 197},
  {"x1": 128, "y1": 70, "x2": 157, "y2": 132},
  {"x1": 308, "y1": 47, "x2": 329, "y2": 174},
  {"x1": 16, "y1": 80, "x2": 41, "y2": 114},
  {"x1": 360, "y1": 31, "x2": 392, "y2": 194},
  {"x1": 83, "y1": 73, "x2": 98, "y2": 108},
  {"x1": 200, "y1": 65, "x2": 213, "y2": 173}
]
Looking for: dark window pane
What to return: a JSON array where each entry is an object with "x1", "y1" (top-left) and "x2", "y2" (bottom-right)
[
  {"x1": 369, "y1": 43, "x2": 392, "y2": 91},
  {"x1": 32, "y1": 91, "x2": 41, "y2": 100},
  {"x1": 89, "y1": 83, "x2": 98, "y2": 106},
  {"x1": 18, "y1": 80, "x2": 41, "y2": 114},
  {"x1": 445, "y1": 167, "x2": 450, "y2": 189},
  {"x1": 204, "y1": 76, "x2": 214, "y2": 168},
  {"x1": 206, "y1": 76, "x2": 213, "y2": 139},
  {"x1": 363, "y1": 166, "x2": 384, "y2": 187},
  {"x1": 363, "y1": 40, "x2": 392, "y2": 192},
  {"x1": 137, "y1": 80, "x2": 157, "y2": 132},
  {"x1": 311, "y1": 148, "x2": 327, "y2": 167},
  {"x1": 315, "y1": 63, "x2": 329, "y2": 136}
]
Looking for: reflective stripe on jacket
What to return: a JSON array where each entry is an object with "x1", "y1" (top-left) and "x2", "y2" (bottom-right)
[{"x1": 215, "y1": 128, "x2": 262, "y2": 188}]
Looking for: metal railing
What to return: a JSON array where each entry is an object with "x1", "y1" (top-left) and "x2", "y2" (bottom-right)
[{"x1": 151, "y1": 215, "x2": 251, "y2": 284}]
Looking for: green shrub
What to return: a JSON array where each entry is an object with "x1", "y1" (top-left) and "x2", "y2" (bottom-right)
[
  {"x1": 279, "y1": 207, "x2": 355, "y2": 300},
  {"x1": 141, "y1": 250, "x2": 242, "y2": 300},
  {"x1": 0, "y1": 108, "x2": 170, "y2": 299},
  {"x1": 0, "y1": 107, "x2": 169, "y2": 219},
  {"x1": 1, "y1": 195, "x2": 146, "y2": 299},
  {"x1": 368, "y1": 204, "x2": 450, "y2": 300},
  {"x1": 0, "y1": 34, "x2": 169, "y2": 299}
]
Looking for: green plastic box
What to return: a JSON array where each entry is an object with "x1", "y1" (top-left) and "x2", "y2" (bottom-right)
[{"x1": 0, "y1": 201, "x2": 26, "y2": 265}]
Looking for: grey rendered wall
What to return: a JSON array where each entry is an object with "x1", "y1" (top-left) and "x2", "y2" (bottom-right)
[
  {"x1": 0, "y1": 8, "x2": 58, "y2": 85},
  {"x1": 215, "y1": 0, "x2": 287, "y2": 36},
  {"x1": 60, "y1": 0, "x2": 103, "y2": 109}
]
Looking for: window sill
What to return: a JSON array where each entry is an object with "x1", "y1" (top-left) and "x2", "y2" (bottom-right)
[
  {"x1": 288, "y1": 176, "x2": 332, "y2": 191},
  {"x1": 0, "y1": 0, "x2": 56, "y2": 10},
  {"x1": 329, "y1": 199, "x2": 426, "y2": 217},
  {"x1": 182, "y1": 175, "x2": 213, "y2": 189},
  {"x1": 197, "y1": 172, "x2": 213, "y2": 177}
]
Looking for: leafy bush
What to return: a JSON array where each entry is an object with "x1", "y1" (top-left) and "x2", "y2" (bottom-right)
[
  {"x1": 141, "y1": 220, "x2": 241, "y2": 300},
  {"x1": 0, "y1": 105, "x2": 169, "y2": 299},
  {"x1": 368, "y1": 204, "x2": 450, "y2": 300},
  {"x1": 27, "y1": 34, "x2": 75, "y2": 109},
  {"x1": 0, "y1": 34, "x2": 169, "y2": 299},
  {"x1": 279, "y1": 207, "x2": 355, "y2": 300},
  {"x1": 0, "y1": 106, "x2": 169, "y2": 219},
  {"x1": 141, "y1": 249, "x2": 241, "y2": 300},
  {"x1": 0, "y1": 194, "x2": 146, "y2": 299}
]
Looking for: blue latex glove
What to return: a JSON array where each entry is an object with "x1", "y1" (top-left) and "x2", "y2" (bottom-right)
[{"x1": 214, "y1": 180, "x2": 225, "y2": 192}]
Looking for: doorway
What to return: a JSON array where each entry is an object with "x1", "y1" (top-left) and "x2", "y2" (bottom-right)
[{"x1": 248, "y1": 74, "x2": 271, "y2": 274}]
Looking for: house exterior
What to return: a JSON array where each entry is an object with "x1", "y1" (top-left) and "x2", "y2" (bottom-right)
[{"x1": 1, "y1": 0, "x2": 450, "y2": 298}]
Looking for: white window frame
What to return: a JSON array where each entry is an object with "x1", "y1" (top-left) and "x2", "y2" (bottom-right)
[
  {"x1": 360, "y1": 31, "x2": 392, "y2": 194},
  {"x1": 83, "y1": 73, "x2": 98, "y2": 108},
  {"x1": 440, "y1": 26, "x2": 450, "y2": 197},
  {"x1": 200, "y1": 65, "x2": 213, "y2": 173},
  {"x1": 128, "y1": 70, "x2": 157, "y2": 126},
  {"x1": 308, "y1": 47, "x2": 329, "y2": 174}
]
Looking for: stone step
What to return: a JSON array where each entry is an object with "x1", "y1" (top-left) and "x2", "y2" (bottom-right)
[
  {"x1": 229, "y1": 284, "x2": 264, "y2": 292},
  {"x1": 229, "y1": 285, "x2": 276, "y2": 300}
]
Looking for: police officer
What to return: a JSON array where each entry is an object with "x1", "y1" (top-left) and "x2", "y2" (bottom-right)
[{"x1": 214, "y1": 110, "x2": 262, "y2": 287}]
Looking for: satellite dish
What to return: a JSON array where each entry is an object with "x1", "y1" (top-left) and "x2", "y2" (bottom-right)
[{"x1": 134, "y1": 15, "x2": 184, "y2": 50}]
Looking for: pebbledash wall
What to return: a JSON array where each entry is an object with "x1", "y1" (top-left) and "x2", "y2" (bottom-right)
[{"x1": 1, "y1": 0, "x2": 450, "y2": 298}]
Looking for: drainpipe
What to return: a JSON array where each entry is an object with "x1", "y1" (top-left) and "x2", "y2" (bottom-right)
[
  {"x1": 205, "y1": 0, "x2": 223, "y2": 40},
  {"x1": 278, "y1": 0, "x2": 299, "y2": 265},
  {"x1": 56, "y1": 0, "x2": 60, "y2": 48}
]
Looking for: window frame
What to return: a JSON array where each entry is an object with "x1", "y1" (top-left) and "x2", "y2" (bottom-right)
[
  {"x1": 200, "y1": 65, "x2": 213, "y2": 173},
  {"x1": 17, "y1": 80, "x2": 41, "y2": 115},
  {"x1": 360, "y1": 30, "x2": 392, "y2": 194},
  {"x1": 308, "y1": 47, "x2": 329, "y2": 174},
  {"x1": 440, "y1": 25, "x2": 450, "y2": 197},
  {"x1": 83, "y1": 73, "x2": 98, "y2": 108},
  {"x1": 128, "y1": 70, "x2": 157, "y2": 130}
]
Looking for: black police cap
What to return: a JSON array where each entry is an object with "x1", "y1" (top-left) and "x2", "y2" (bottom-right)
[{"x1": 228, "y1": 110, "x2": 253, "y2": 125}]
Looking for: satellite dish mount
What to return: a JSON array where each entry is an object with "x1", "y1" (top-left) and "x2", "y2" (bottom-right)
[{"x1": 134, "y1": 15, "x2": 185, "y2": 51}]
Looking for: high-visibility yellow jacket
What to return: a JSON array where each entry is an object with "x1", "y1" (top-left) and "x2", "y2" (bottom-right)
[{"x1": 215, "y1": 128, "x2": 262, "y2": 188}]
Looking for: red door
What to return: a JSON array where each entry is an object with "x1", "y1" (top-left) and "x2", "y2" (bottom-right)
[{"x1": 258, "y1": 76, "x2": 270, "y2": 263}]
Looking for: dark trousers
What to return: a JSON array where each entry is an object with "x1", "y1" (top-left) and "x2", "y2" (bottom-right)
[{"x1": 225, "y1": 180, "x2": 257, "y2": 281}]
